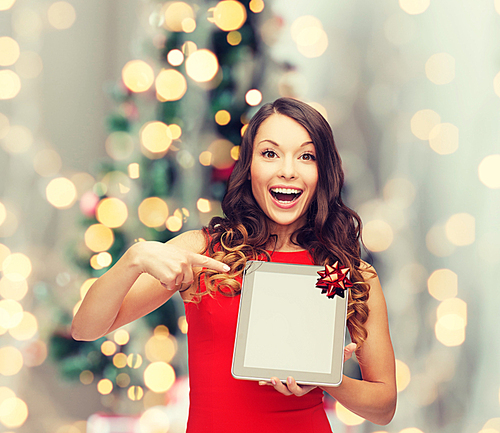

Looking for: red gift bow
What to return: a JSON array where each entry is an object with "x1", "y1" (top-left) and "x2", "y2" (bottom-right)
[{"x1": 316, "y1": 261, "x2": 353, "y2": 299}]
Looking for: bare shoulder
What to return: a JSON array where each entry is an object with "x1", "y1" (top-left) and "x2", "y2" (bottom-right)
[
  {"x1": 359, "y1": 259, "x2": 378, "y2": 282},
  {"x1": 166, "y1": 229, "x2": 207, "y2": 254}
]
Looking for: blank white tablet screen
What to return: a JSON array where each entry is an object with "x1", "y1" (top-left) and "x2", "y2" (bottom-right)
[{"x1": 243, "y1": 270, "x2": 336, "y2": 374}]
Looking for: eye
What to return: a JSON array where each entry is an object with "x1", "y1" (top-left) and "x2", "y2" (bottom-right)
[
  {"x1": 261, "y1": 150, "x2": 278, "y2": 159},
  {"x1": 300, "y1": 153, "x2": 316, "y2": 161}
]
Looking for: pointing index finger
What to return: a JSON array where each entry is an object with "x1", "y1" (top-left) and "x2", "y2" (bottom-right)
[{"x1": 189, "y1": 253, "x2": 230, "y2": 273}]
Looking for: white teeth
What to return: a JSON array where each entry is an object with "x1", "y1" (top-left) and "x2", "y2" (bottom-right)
[{"x1": 270, "y1": 188, "x2": 302, "y2": 194}]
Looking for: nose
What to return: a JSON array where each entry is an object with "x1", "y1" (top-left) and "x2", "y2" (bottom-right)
[{"x1": 278, "y1": 156, "x2": 297, "y2": 180}]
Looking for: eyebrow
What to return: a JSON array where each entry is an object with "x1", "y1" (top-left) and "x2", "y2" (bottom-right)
[{"x1": 257, "y1": 139, "x2": 314, "y2": 147}]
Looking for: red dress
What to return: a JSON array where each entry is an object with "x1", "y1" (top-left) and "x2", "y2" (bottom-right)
[{"x1": 184, "y1": 250, "x2": 333, "y2": 433}]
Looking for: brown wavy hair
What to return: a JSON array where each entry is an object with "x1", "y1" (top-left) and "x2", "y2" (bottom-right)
[{"x1": 196, "y1": 97, "x2": 371, "y2": 346}]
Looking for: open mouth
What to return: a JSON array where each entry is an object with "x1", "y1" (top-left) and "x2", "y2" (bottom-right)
[{"x1": 270, "y1": 187, "x2": 303, "y2": 203}]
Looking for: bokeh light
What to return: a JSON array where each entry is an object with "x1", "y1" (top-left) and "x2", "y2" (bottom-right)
[
  {"x1": 362, "y1": 220, "x2": 394, "y2": 252},
  {"x1": 383, "y1": 178, "x2": 416, "y2": 209},
  {"x1": 249, "y1": 0, "x2": 265, "y2": 13},
  {"x1": 208, "y1": 139, "x2": 235, "y2": 169},
  {"x1": 101, "y1": 171, "x2": 131, "y2": 197},
  {"x1": 155, "y1": 69, "x2": 187, "y2": 101},
  {"x1": 101, "y1": 340, "x2": 117, "y2": 356},
  {"x1": 96, "y1": 198, "x2": 128, "y2": 228},
  {"x1": 79, "y1": 278, "x2": 96, "y2": 299},
  {"x1": 122, "y1": 60, "x2": 154, "y2": 93},
  {"x1": 178, "y1": 316, "x2": 188, "y2": 334},
  {"x1": 213, "y1": 1, "x2": 247, "y2": 31},
  {"x1": 494, "y1": 72, "x2": 500, "y2": 97},
  {"x1": 46, "y1": 177, "x2": 77, "y2": 209},
  {"x1": 0, "y1": 278, "x2": 27, "y2": 301},
  {"x1": 410, "y1": 109, "x2": 441, "y2": 140},
  {"x1": 167, "y1": 49, "x2": 184, "y2": 66},
  {"x1": 197, "y1": 198, "x2": 211, "y2": 213},
  {"x1": 143, "y1": 361, "x2": 176, "y2": 392},
  {"x1": 0, "y1": 203, "x2": 6, "y2": 227},
  {"x1": 168, "y1": 124, "x2": 182, "y2": 140},
  {"x1": 2, "y1": 253, "x2": 31, "y2": 282},
  {"x1": 185, "y1": 49, "x2": 219, "y2": 82},
  {"x1": 395, "y1": 359, "x2": 411, "y2": 392},
  {"x1": 1, "y1": 125, "x2": 33, "y2": 154},
  {"x1": 0, "y1": 397, "x2": 28, "y2": 428},
  {"x1": 445, "y1": 213, "x2": 475, "y2": 246},
  {"x1": 47, "y1": 1, "x2": 76, "y2": 30},
  {"x1": 400, "y1": 429, "x2": 424, "y2": 433},
  {"x1": 9, "y1": 312, "x2": 37, "y2": 340},
  {"x1": 33, "y1": 149, "x2": 62, "y2": 177},
  {"x1": 15, "y1": 51, "x2": 43, "y2": 79},
  {"x1": 140, "y1": 121, "x2": 172, "y2": 154},
  {"x1": 478, "y1": 154, "x2": 500, "y2": 189},
  {"x1": 139, "y1": 407, "x2": 170, "y2": 433},
  {"x1": 199, "y1": 151, "x2": 212, "y2": 166},
  {"x1": 399, "y1": 0, "x2": 430, "y2": 15},
  {"x1": 227, "y1": 31, "x2": 242, "y2": 46},
  {"x1": 127, "y1": 386, "x2": 144, "y2": 401},
  {"x1": 113, "y1": 329, "x2": 130, "y2": 345},
  {"x1": 335, "y1": 401, "x2": 365, "y2": 426},
  {"x1": 95, "y1": 252, "x2": 112, "y2": 268},
  {"x1": 215, "y1": 110, "x2": 231, "y2": 125},
  {"x1": 435, "y1": 298, "x2": 467, "y2": 346},
  {"x1": 291, "y1": 15, "x2": 328, "y2": 58},
  {"x1": 105, "y1": 131, "x2": 135, "y2": 161},
  {"x1": 138, "y1": 197, "x2": 169, "y2": 227},
  {"x1": 128, "y1": 163, "x2": 140, "y2": 179},
  {"x1": 145, "y1": 334, "x2": 177, "y2": 363},
  {"x1": 79, "y1": 370, "x2": 93, "y2": 385},
  {"x1": 427, "y1": 269, "x2": 458, "y2": 301},
  {"x1": 127, "y1": 353, "x2": 143, "y2": 369},
  {"x1": 426, "y1": 224, "x2": 455, "y2": 257},
  {"x1": 0, "y1": 299, "x2": 23, "y2": 329},
  {"x1": 425, "y1": 53, "x2": 455, "y2": 85},
  {"x1": 23, "y1": 339, "x2": 47, "y2": 367},
  {"x1": 163, "y1": 2, "x2": 195, "y2": 32},
  {"x1": 84, "y1": 224, "x2": 114, "y2": 252},
  {"x1": 113, "y1": 353, "x2": 127, "y2": 368},
  {"x1": 0, "y1": 69, "x2": 21, "y2": 100},
  {"x1": 245, "y1": 89, "x2": 262, "y2": 106},
  {"x1": 0, "y1": 37, "x2": 20, "y2": 67},
  {"x1": 428, "y1": 123, "x2": 459, "y2": 155},
  {"x1": 165, "y1": 215, "x2": 182, "y2": 232},
  {"x1": 0, "y1": 346, "x2": 23, "y2": 376},
  {"x1": 97, "y1": 379, "x2": 113, "y2": 395},
  {"x1": 116, "y1": 373, "x2": 131, "y2": 388},
  {"x1": 0, "y1": 0, "x2": 16, "y2": 11}
]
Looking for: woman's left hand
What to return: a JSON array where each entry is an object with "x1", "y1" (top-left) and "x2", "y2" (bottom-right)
[{"x1": 259, "y1": 342, "x2": 357, "y2": 396}]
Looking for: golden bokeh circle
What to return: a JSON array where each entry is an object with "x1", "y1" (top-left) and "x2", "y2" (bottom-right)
[
  {"x1": 478, "y1": 154, "x2": 500, "y2": 189},
  {"x1": 213, "y1": 1, "x2": 247, "y2": 31},
  {"x1": 143, "y1": 362, "x2": 176, "y2": 393},
  {"x1": 155, "y1": 69, "x2": 187, "y2": 101},
  {"x1": 185, "y1": 49, "x2": 219, "y2": 83},
  {"x1": 0, "y1": 37, "x2": 20, "y2": 66},
  {"x1": 47, "y1": 1, "x2": 76, "y2": 30},
  {"x1": 0, "y1": 68, "x2": 21, "y2": 100},
  {"x1": 138, "y1": 197, "x2": 169, "y2": 228},
  {"x1": 2, "y1": 253, "x2": 31, "y2": 282},
  {"x1": 96, "y1": 198, "x2": 128, "y2": 228},
  {"x1": 84, "y1": 224, "x2": 114, "y2": 252},
  {"x1": 0, "y1": 346, "x2": 23, "y2": 376},
  {"x1": 122, "y1": 60, "x2": 154, "y2": 93},
  {"x1": 46, "y1": 177, "x2": 77, "y2": 209},
  {"x1": 0, "y1": 397, "x2": 28, "y2": 427},
  {"x1": 140, "y1": 121, "x2": 172, "y2": 153}
]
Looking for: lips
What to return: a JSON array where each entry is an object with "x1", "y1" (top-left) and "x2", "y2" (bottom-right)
[{"x1": 269, "y1": 187, "x2": 303, "y2": 204}]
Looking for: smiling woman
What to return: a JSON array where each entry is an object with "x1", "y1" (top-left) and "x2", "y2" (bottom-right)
[{"x1": 72, "y1": 97, "x2": 396, "y2": 432}]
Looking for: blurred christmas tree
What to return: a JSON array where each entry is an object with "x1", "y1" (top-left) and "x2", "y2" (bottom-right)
[{"x1": 49, "y1": 0, "x2": 284, "y2": 412}]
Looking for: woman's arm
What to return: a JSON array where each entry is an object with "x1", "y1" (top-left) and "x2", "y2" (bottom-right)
[
  {"x1": 270, "y1": 266, "x2": 397, "y2": 425},
  {"x1": 71, "y1": 230, "x2": 229, "y2": 341}
]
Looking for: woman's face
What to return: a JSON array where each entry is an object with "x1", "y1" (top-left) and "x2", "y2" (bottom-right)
[{"x1": 250, "y1": 114, "x2": 318, "y2": 230}]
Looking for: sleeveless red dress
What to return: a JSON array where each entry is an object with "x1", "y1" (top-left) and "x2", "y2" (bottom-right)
[{"x1": 184, "y1": 250, "x2": 333, "y2": 433}]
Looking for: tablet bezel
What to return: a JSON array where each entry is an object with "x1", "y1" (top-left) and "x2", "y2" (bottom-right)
[{"x1": 231, "y1": 260, "x2": 349, "y2": 387}]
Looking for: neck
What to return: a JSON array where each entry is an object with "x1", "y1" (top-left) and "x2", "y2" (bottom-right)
[{"x1": 266, "y1": 219, "x2": 305, "y2": 252}]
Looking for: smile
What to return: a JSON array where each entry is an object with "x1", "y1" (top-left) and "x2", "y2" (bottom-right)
[{"x1": 269, "y1": 187, "x2": 303, "y2": 204}]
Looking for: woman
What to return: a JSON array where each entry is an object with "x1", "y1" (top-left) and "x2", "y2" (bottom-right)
[{"x1": 72, "y1": 97, "x2": 396, "y2": 431}]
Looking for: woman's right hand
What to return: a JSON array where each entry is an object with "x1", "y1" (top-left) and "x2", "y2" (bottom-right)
[{"x1": 129, "y1": 240, "x2": 231, "y2": 292}]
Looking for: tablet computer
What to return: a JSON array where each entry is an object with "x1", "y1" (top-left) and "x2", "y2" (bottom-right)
[{"x1": 232, "y1": 260, "x2": 349, "y2": 387}]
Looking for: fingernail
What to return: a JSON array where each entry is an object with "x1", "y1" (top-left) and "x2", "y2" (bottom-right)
[
  {"x1": 223, "y1": 264, "x2": 230, "y2": 272},
  {"x1": 258, "y1": 381, "x2": 266, "y2": 386},
  {"x1": 271, "y1": 379, "x2": 277, "y2": 386},
  {"x1": 287, "y1": 377, "x2": 292, "y2": 385}
]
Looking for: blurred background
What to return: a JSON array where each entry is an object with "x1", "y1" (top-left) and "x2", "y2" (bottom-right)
[{"x1": 1, "y1": 0, "x2": 499, "y2": 432}]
